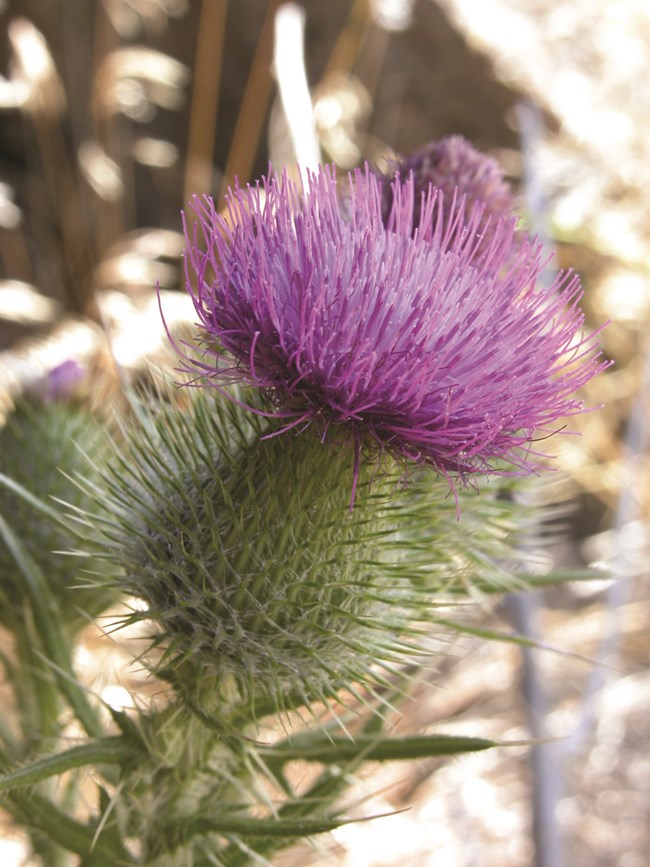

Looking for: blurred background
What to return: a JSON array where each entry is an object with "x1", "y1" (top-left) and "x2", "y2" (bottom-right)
[{"x1": 0, "y1": 1, "x2": 647, "y2": 865}]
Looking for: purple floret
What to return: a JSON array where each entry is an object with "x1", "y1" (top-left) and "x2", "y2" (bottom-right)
[
  {"x1": 173, "y1": 164, "x2": 607, "y2": 503},
  {"x1": 380, "y1": 136, "x2": 517, "y2": 251},
  {"x1": 35, "y1": 359, "x2": 85, "y2": 403}
]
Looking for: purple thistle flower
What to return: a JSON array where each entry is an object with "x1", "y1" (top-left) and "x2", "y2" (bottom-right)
[
  {"x1": 380, "y1": 136, "x2": 517, "y2": 257},
  {"x1": 174, "y1": 164, "x2": 607, "y2": 504},
  {"x1": 34, "y1": 359, "x2": 85, "y2": 403}
]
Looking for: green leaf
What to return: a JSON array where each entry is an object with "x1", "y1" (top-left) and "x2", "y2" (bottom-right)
[
  {"x1": 165, "y1": 810, "x2": 397, "y2": 848},
  {"x1": 434, "y1": 617, "x2": 603, "y2": 665},
  {"x1": 0, "y1": 472, "x2": 63, "y2": 524},
  {"x1": 0, "y1": 738, "x2": 133, "y2": 792},
  {"x1": 260, "y1": 732, "x2": 497, "y2": 765},
  {"x1": 455, "y1": 567, "x2": 608, "y2": 595},
  {"x1": 0, "y1": 513, "x2": 104, "y2": 738},
  {"x1": 1, "y1": 786, "x2": 133, "y2": 865},
  {"x1": 0, "y1": 738, "x2": 132, "y2": 864}
]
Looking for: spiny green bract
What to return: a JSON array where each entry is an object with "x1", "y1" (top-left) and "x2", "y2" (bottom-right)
[
  {"x1": 0, "y1": 397, "x2": 115, "y2": 629},
  {"x1": 87, "y1": 387, "x2": 528, "y2": 714},
  {"x1": 92, "y1": 389, "x2": 413, "y2": 708}
]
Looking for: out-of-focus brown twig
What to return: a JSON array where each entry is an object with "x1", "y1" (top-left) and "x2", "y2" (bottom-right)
[
  {"x1": 183, "y1": 0, "x2": 227, "y2": 203},
  {"x1": 218, "y1": 0, "x2": 283, "y2": 207}
]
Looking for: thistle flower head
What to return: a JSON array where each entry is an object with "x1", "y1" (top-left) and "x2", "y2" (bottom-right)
[
  {"x1": 176, "y1": 163, "x2": 607, "y2": 502},
  {"x1": 380, "y1": 135, "x2": 517, "y2": 245},
  {"x1": 37, "y1": 358, "x2": 85, "y2": 402}
]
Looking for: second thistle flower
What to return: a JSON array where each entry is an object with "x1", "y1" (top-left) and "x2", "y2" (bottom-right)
[{"x1": 178, "y1": 158, "x2": 606, "y2": 497}]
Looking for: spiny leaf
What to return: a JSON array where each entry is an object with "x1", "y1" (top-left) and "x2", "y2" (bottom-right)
[
  {"x1": 0, "y1": 472, "x2": 63, "y2": 523},
  {"x1": 0, "y1": 514, "x2": 104, "y2": 738},
  {"x1": 446, "y1": 566, "x2": 609, "y2": 595},
  {"x1": 0, "y1": 784, "x2": 133, "y2": 864},
  {"x1": 0, "y1": 738, "x2": 133, "y2": 792},
  {"x1": 163, "y1": 809, "x2": 398, "y2": 846},
  {"x1": 260, "y1": 732, "x2": 497, "y2": 765},
  {"x1": 435, "y1": 616, "x2": 605, "y2": 666}
]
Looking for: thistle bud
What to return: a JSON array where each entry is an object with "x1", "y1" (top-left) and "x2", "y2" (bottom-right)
[
  {"x1": 0, "y1": 362, "x2": 114, "y2": 628},
  {"x1": 92, "y1": 390, "x2": 430, "y2": 711}
]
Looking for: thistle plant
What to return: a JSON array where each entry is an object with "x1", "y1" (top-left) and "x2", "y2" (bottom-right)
[{"x1": 0, "y1": 141, "x2": 609, "y2": 866}]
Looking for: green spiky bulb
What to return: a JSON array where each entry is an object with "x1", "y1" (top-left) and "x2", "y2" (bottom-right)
[
  {"x1": 93, "y1": 389, "x2": 422, "y2": 713},
  {"x1": 0, "y1": 367, "x2": 116, "y2": 630},
  {"x1": 87, "y1": 383, "x2": 533, "y2": 721},
  {"x1": 81, "y1": 385, "x2": 538, "y2": 865}
]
